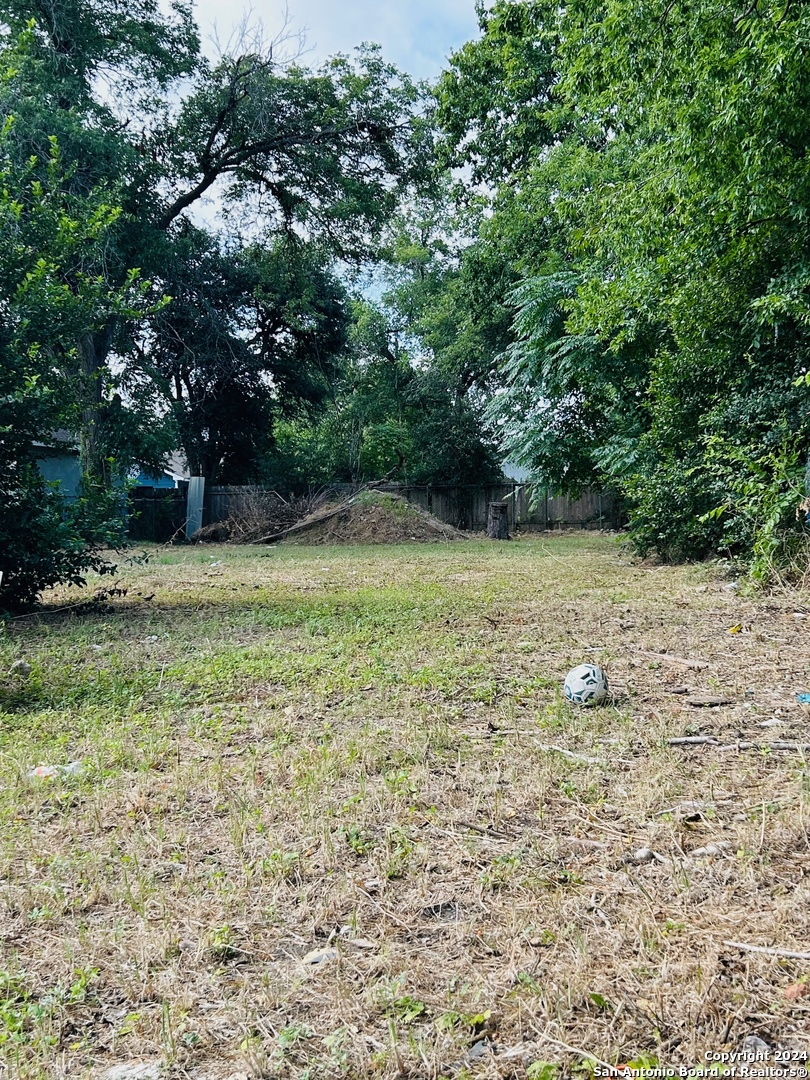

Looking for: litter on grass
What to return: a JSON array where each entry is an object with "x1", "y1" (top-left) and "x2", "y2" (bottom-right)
[{"x1": 29, "y1": 760, "x2": 83, "y2": 779}]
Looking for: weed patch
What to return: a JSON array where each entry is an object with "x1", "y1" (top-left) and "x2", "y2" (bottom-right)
[{"x1": 0, "y1": 536, "x2": 807, "y2": 1076}]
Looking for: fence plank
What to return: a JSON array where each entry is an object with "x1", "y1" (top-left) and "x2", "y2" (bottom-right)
[{"x1": 128, "y1": 489, "x2": 186, "y2": 543}]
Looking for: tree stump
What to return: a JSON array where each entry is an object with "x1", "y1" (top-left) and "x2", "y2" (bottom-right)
[{"x1": 487, "y1": 501, "x2": 510, "y2": 540}]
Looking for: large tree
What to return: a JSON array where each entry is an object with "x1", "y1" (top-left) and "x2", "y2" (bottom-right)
[
  {"x1": 0, "y1": 2, "x2": 426, "y2": 483},
  {"x1": 129, "y1": 227, "x2": 351, "y2": 482},
  {"x1": 435, "y1": 0, "x2": 810, "y2": 572},
  {"x1": 261, "y1": 200, "x2": 505, "y2": 491},
  {"x1": 554, "y1": 0, "x2": 810, "y2": 565}
]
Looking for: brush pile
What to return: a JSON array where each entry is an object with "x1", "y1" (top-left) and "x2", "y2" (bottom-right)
[
  {"x1": 192, "y1": 489, "x2": 328, "y2": 544},
  {"x1": 279, "y1": 490, "x2": 466, "y2": 545},
  {"x1": 193, "y1": 489, "x2": 467, "y2": 545}
]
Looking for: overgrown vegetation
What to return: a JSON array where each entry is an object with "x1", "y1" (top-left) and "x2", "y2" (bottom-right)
[
  {"x1": 0, "y1": 127, "x2": 148, "y2": 610},
  {"x1": 4, "y1": 0, "x2": 810, "y2": 591},
  {"x1": 434, "y1": 0, "x2": 810, "y2": 575},
  {"x1": 0, "y1": 537, "x2": 807, "y2": 1075}
]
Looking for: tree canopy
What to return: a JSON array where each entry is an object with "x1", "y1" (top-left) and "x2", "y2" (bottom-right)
[
  {"x1": 0, "y1": 1, "x2": 426, "y2": 478},
  {"x1": 4, "y1": 0, "x2": 810, "y2": 605},
  {"x1": 434, "y1": 0, "x2": 810, "y2": 574}
]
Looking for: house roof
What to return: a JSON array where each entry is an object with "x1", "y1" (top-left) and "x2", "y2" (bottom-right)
[
  {"x1": 32, "y1": 434, "x2": 191, "y2": 482},
  {"x1": 32, "y1": 430, "x2": 79, "y2": 452}
]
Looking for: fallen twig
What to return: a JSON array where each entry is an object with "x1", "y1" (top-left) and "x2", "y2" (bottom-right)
[
  {"x1": 454, "y1": 819, "x2": 515, "y2": 840},
  {"x1": 536, "y1": 744, "x2": 604, "y2": 765},
  {"x1": 716, "y1": 740, "x2": 810, "y2": 752},
  {"x1": 9, "y1": 602, "x2": 81, "y2": 620},
  {"x1": 669, "y1": 736, "x2": 810, "y2": 752},
  {"x1": 9, "y1": 583, "x2": 128, "y2": 620},
  {"x1": 163, "y1": 518, "x2": 191, "y2": 545},
  {"x1": 668, "y1": 736, "x2": 718, "y2": 746},
  {"x1": 687, "y1": 696, "x2": 736, "y2": 707},
  {"x1": 723, "y1": 940, "x2": 810, "y2": 961},
  {"x1": 635, "y1": 649, "x2": 708, "y2": 670}
]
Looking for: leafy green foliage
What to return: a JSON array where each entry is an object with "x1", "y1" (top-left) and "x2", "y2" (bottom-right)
[
  {"x1": 490, "y1": 271, "x2": 648, "y2": 493},
  {"x1": 0, "y1": 129, "x2": 148, "y2": 610},
  {"x1": 163, "y1": 45, "x2": 425, "y2": 251},
  {"x1": 1, "y1": 2, "x2": 426, "y2": 485},
  {"x1": 262, "y1": 287, "x2": 504, "y2": 490},
  {"x1": 437, "y1": 0, "x2": 810, "y2": 573},
  {"x1": 434, "y1": 0, "x2": 560, "y2": 185},
  {"x1": 527, "y1": 1063, "x2": 558, "y2": 1080},
  {"x1": 0, "y1": 0, "x2": 199, "y2": 100},
  {"x1": 129, "y1": 227, "x2": 350, "y2": 482},
  {"x1": 260, "y1": 191, "x2": 506, "y2": 491}
]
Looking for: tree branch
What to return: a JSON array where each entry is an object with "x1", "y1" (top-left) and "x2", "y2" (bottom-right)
[{"x1": 733, "y1": 0, "x2": 761, "y2": 27}]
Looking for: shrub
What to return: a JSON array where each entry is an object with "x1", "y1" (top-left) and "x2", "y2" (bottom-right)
[{"x1": 0, "y1": 469, "x2": 123, "y2": 613}]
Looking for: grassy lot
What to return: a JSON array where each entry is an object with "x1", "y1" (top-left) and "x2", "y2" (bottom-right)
[{"x1": 0, "y1": 534, "x2": 809, "y2": 1079}]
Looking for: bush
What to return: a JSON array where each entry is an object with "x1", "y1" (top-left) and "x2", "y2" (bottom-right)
[
  {"x1": 625, "y1": 427, "x2": 809, "y2": 578},
  {"x1": 625, "y1": 451, "x2": 726, "y2": 562},
  {"x1": 0, "y1": 469, "x2": 123, "y2": 612}
]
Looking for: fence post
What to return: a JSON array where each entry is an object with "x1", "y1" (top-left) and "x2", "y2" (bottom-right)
[{"x1": 186, "y1": 476, "x2": 205, "y2": 539}]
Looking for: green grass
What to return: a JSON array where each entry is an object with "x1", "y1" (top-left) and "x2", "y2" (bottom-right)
[{"x1": 0, "y1": 534, "x2": 807, "y2": 1077}]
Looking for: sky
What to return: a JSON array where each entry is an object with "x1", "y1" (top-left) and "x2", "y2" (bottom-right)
[{"x1": 190, "y1": 0, "x2": 481, "y2": 81}]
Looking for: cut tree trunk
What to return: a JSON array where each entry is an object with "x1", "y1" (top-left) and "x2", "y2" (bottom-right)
[{"x1": 487, "y1": 502, "x2": 510, "y2": 540}]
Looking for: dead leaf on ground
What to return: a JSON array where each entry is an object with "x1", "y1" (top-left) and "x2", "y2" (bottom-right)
[{"x1": 784, "y1": 982, "x2": 810, "y2": 1002}]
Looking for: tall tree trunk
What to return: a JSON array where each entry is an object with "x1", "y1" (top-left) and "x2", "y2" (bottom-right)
[{"x1": 78, "y1": 326, "x2": 114, "y2": 486}]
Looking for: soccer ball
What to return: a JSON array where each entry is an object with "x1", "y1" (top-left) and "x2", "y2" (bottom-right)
[{"x1": 564, "y1": 663, "x2": 609, "y2": 706}]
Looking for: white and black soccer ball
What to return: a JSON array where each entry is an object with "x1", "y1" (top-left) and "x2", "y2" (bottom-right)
[{"x1": 563, "y1": 663, "x2": 609, "y2": 706}]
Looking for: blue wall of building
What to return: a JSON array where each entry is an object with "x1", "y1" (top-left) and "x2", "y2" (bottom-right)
[{"x1": 36, "y1": 453, "x2": 82, "y2": 499}]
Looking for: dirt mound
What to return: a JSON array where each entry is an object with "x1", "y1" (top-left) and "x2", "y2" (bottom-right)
[
  {"x1": 283, "y1": 491, "x2": 466, "y2": 545},
  {"x1": 192, "y1": 521, "x2": 231, "y2": 543}
]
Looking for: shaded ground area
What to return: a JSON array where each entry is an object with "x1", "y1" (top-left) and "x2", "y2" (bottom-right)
[{"x1": 0, "y1": 535, "x2": 808, "y2": 1079}]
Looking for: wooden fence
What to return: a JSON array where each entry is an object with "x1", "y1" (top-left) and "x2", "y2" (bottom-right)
[
  {"x1": 127, "y1": 482, "x2": 620, "y2": 542},
  {"x1": 380, "y1": 484, "x2": 620, "y2": 532},
  {"x1": 127, "y1": 488, "x2": 187, "y2": 543}
]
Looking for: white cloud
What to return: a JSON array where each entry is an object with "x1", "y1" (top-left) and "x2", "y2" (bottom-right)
[{"x1": 192, "y1": 0, "x2": 479, "y2": 79}]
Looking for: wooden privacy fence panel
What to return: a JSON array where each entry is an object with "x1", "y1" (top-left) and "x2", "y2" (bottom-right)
[
  {"x1": 408, "y1": 484, "x2": 618, "y2": 531},
  {"x1": 128, "y1": 488, "x2": 187, "y2": 543}
]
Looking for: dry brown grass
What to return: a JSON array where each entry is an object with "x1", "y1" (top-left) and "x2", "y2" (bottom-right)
[{"x1": 0, "y1": 535, "x2": 808, "y2": 1079}]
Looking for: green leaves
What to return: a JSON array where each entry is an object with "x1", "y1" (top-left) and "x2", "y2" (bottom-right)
[
  {"x1": 0, "y1": 125, "x2": 150, "y2": 610},
  {"x1": 435, "y1": 0, "x2": 810, "y2": 571},
  {"x1": 162, "y1": 44, "x2": 424, "y2": 255},
  {"x1": 434, "y1": 0, "x2": 560, "y2": 185}
]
